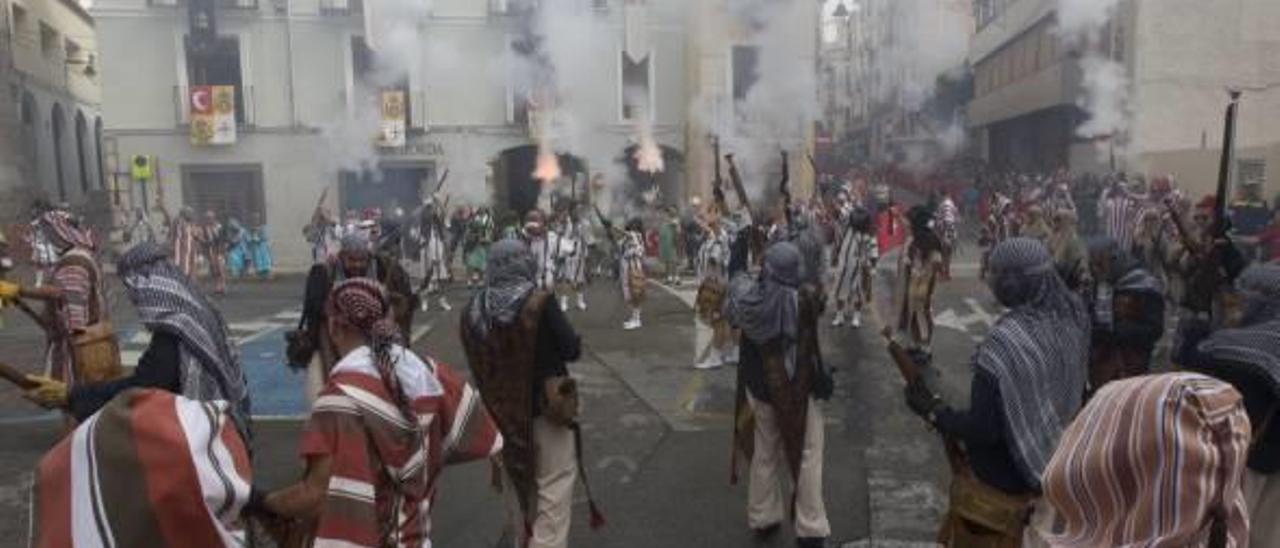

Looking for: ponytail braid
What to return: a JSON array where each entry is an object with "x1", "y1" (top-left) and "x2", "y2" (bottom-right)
[{"x1": 328, "y1": 279, "x2": 419, "y2": 445}]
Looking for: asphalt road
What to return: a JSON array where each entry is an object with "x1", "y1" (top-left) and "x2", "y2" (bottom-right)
[{"x1": 0, "y1": 244, "x2": 1000, "y2": 547}]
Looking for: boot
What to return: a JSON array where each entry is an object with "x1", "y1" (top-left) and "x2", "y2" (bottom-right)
[
  {"x1": 830, "y1": 312, "x2": 845, "y2": 327},
  {"x1": 851, "y1": 310, "x2": 862, "y2": 328},
  {"x1": 623, "y1": 309, "x2": 642, "y2": 330},
  {"x1": 723, "y1": 344, "x2": 740, "y2": 365},
  {"x1": 438, "y1": 296, "x2": 452, "y2": 312},
  {"x1": 576, "y1": 292, "x2": 587, "y2": 311},
  {"x1": 560, "y1": 295, "x2": 569, "y2": 312},
  {"x1": 695, "y1": 349, "x2": 723, "y2": 370},
  {"x1": 420, "y1": 298, "x2": 430, "y2": 313}
]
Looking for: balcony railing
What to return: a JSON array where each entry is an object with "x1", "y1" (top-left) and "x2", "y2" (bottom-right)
[{"x1": 148, "y1": 0, "x2": 258, "y2": 8}]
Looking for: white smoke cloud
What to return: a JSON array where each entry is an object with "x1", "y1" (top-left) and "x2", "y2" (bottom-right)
[{"x1": 1056, "y1": 0, "x2": 1130, "y2": 157}]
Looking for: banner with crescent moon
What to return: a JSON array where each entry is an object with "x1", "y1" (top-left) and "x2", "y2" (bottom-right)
[{"x1": 189, "y1": 85, "x2": 237, "y2": 145}]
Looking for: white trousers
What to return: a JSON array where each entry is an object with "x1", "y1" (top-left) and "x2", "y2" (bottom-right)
[
  {"x1": 506, "y1": 417, "x2": 578, "y2": 548},
  {"x1": 747, "y1": 394, "x2": 830, "y2": 538}
]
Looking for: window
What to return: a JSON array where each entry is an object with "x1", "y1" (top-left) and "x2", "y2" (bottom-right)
[
  {"x1": 320, "y1": 0, "x2": 361, "y2": 15},
  {"x1": 186, "y1": 36, "x2": 246, "y2": 124},
  {"x1": 65, "y1": 39, "x2": 81, "y2": 61},
  {"x1": 11, "y1": 4, "x2": 26, "y2": 32},
  {"x1": 351, "y1": 37, "x2": 413, "y2": 132},
  {"x1": 732, "y1": 45, "x2": 760, "y2": 102},
  {"x1": 620, "y1": 51, "x2": 652, "y2": 121},
  {"x1": 39, "y1": 22, "x2": 58, "y2": 58}
]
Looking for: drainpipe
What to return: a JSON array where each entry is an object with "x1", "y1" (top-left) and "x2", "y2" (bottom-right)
[{"x1": 284, "y1": 0, "x2": 298, "y2": 127}]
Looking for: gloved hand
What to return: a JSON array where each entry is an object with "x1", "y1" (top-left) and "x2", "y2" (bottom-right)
[
  {"x1": 904, "y1": 381, "x2": 943, "y2": 422},
  {"x1": 23, "y1": 375, "x2": 68, "y2": 409},
  {"x1": 0, "y1": 280, "x2": 21, "y2": 303}
]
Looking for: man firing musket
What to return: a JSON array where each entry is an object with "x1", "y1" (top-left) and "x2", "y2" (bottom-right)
[{"x1": 416, "y1": 169, "x2": 452, "y2": 312}]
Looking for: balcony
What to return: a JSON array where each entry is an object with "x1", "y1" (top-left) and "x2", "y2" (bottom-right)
[{"x1": 147, "y1": 0, "x2": 259, "y2": 9}]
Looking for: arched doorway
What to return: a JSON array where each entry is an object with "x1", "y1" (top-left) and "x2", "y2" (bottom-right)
[
  {"x1": 75, "y1": 111, "x2": 89, "y2": 193},
  {"x1": 94, "y1": 118, "x2": 105, "y2": 189},
  {"x1": 51, "y1": 104, "x2": 67, "y2": 202},
  {"x1": 620, "y1": 145, "x2": 685, "y2": 209},
  {"x1": 491, "y1": 145, "x2": 586, "y2": 217}
]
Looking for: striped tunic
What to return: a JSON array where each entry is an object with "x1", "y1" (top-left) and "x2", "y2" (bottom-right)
[
  {"x1": 33, "y1": 389, "x2": 252, "y2": 547},
  {"x1": 1036, "y1": 373, "x2": 1251, "y2": 547},
  {"x1": 301, "y1": 345, "x2": 502, "y2": 547},
  {"x1": 832, "y1": 229, "x2": 878, "y2": 306},
  {"x1": 1100, "y1": 189, "x2": 1142, "y2": 251},
  {"x1": 45, "y1": 250, "x2": 100, "y2": 388}
]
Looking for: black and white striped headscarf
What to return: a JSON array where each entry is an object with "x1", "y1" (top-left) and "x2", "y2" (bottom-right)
[
  {"x1": 978, "y1": 237, "x2": 1090, "y2": 489},
  {"x1": 1198, "y1": 263, "x2": 1280, "y2": 397},
  {"x1": 117, "y1": 242, "x2": 251, "y2": 440},
  {"x1": 467, "y1": 239, "x2": 537, "y2": 340}
]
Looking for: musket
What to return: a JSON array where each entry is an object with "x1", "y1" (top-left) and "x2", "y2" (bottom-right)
[
  {"x1": 1186, "y1": 91, "x2": 1243, "y2": 316},
  {"x1": 780, "y1": 151, "x2": 793, "y2": 227},
  {"x1": 724, "y1": 154, "x2": 753, "y2": 215},
  {"x1": 712, "y1": 137, "x2": 727, "y2": 210},
  {"x1": 880, "y1": 327, "x2": 965, "y2": 474},
  {"x1": 0, "y1": 360, "x2": 38, "y2": 390},
  {"x1": 433, "y1": 169, "x2": 451, "y2": 196}
]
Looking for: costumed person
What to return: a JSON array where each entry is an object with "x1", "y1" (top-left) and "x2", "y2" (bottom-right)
[
  {"x1": 263, "y1": 278, "x2": 503, "y2": 547},
  {"x1": 4, "y1": 211, "x2": 108, "y2": 412},
  {"x1": 123, "y1": 207, "x2": 157, "y2": 245},
  {"x1": 619, "y1": 218, "x2": 647, "y2": 330},
  {"x1": 934, "y1": 192, "x2": 959, "y2": 280},
  {"x1": 694, "y1": 204, "x2": 736, "y2": 370},
  {"x1": 1085, "y1": 237, "x2": 1165, "y2": 391},
  {"x1": 164, "y1": 206, "x2": 200, "y2": 279},
  {"x1": 415, "y1": 197, "x2": 452, "y2": 312},
  {"x1": 724, "y1": 242, "x2": 832, "y2": 548},
  {"x1": 524, "y1": 209, "x2": 559, "y2": 291},
  {"x1": 1045, "y1": 209, "x2": 1087, "y2": 291},
  {"x1": 893, "y1": 206, "x2": 945, "y2": 355},
  {"x1": 1028, "y1": 373, "x2": 1250, "y2": 548},
  {"x1": 289, "y1": 231, "x2": 417, "y2": 404},
  {"x1": 21, "y1": 241, "x2": 252, "y2": 440},
  {"x1": 554, "y1": 208, "x2": 590, "y2": 312},
  {"x1": 1100, "y1": 178, "x2": 1142, "y2": 253},
  {"x1": 830, "y1": 206, "x2": 878, "y2": 328},
  {"x1": 979, "y1": 190, "x2": 1014, "y2": 280},
  {"x1": 1019, "y1": 205, "x2": 1052, "y2": 244},
  {"x1": 197, "y1": 210, "x2": 228, "y2": 295},
  {"x1": 28, "y1": 212, "x2": 59, "y2": 287},
  {"x1": 463, "y1": 207, "x2": 495, "y2": 287},
  {"x1": 304, "y1": 205, "x2": 339, "y2": 264},
  {"x1": 659, "y1": 206, "x2": 682, "y2": 286},
  {"x1": 902, "y1": 237, "x2": 1090, "y2": 547},
  {"x1": 461, "y1": 240, "x2": 605, "y2": 548},
  {"x1": 1176, "y1": 263, "x2": 1280, "y2": 546},
  {"x1": 31, "y1": 389, "x2": 255, "y2": 546},
  {"x1": 225, "y1": 217, "x2": 250, "y2": 279},
  {"x1": 246, "y1": 213, "x2": 273, "y2": 279}
]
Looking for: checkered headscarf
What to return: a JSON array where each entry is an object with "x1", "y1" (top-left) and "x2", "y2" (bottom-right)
[
  {"x1": 1198, "y1": 263, "x2": 1280, "y2": 398},
  {"x1": 979, "y1": 238, "x2": 1091, "y2": 489},
  {"x1": 117, "y1": 242, "x2": 251, "y2": 440}
]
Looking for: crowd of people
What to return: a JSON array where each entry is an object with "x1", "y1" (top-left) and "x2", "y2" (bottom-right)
[{"x1": 2, "y1": 156, "x2": 1280, "y2": 548}]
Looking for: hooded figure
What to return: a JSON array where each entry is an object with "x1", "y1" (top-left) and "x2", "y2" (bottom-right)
[
  {"x1": 725, "y1": 242, "x2": 831, "y2": 548},
  {"x1": 905, "y1": 238, "x2": 1090, "y2": 546},
  {"x1": 1085, "y1": 236, "x2": 1166, "y2": 390},
  {"x1": 460, "y1": 240, "x2": 601, "y2": 548},
  {"x1": 1177, "y1": 263, "x2": 1280, "y2": 546}
]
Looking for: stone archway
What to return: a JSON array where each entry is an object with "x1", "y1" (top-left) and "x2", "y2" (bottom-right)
[{"x1": 491, "y1": 145, "x2": 587, "y2": 218}]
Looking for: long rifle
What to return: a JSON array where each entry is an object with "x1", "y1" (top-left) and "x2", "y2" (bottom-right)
[
  {"x1": 724, "y1": 154, "x2": 753, "y2": 215},
  {"x1": 712, "y1": 137, "x2": 727, "y2": 211},
  {"x1": 1187, "y1": 91, "x2": 1242, "y2": 316},
  {"x1": 779, "y1": 151, "x2": 793, "y2": 227},
  {"x1": 881, "y1": 328, "x2": 965, "y2": 474},
  {"x1": 433, "y1": 169, "x2": 451, "y2": 196}
]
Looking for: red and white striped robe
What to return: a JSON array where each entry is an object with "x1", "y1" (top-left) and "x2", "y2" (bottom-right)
[
  {"x1": 301, "y1": 345, "x2": 502, "y2": 547},
  {"x1": 33, "y1": 389, "x2": 252, "y2": 547},
  {"x1": 170, "y1": 219, "x2": 199, "y2": 278},
  {"x1": 1101, "y1": 189, "x2": 1143, "y2": 252}
]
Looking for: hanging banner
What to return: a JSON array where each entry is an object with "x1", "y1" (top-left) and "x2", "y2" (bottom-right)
[
  {"x1": 377, "y1": 90, "x2": 407, "y2": 148},
  {"x1": 190, "y1": 85, "x2": 237, "y2": 145}
]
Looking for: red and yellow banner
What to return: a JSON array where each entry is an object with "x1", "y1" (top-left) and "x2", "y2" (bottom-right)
[{"x1": 189, "y1": 85, "x2": 237, "y2": 145}]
